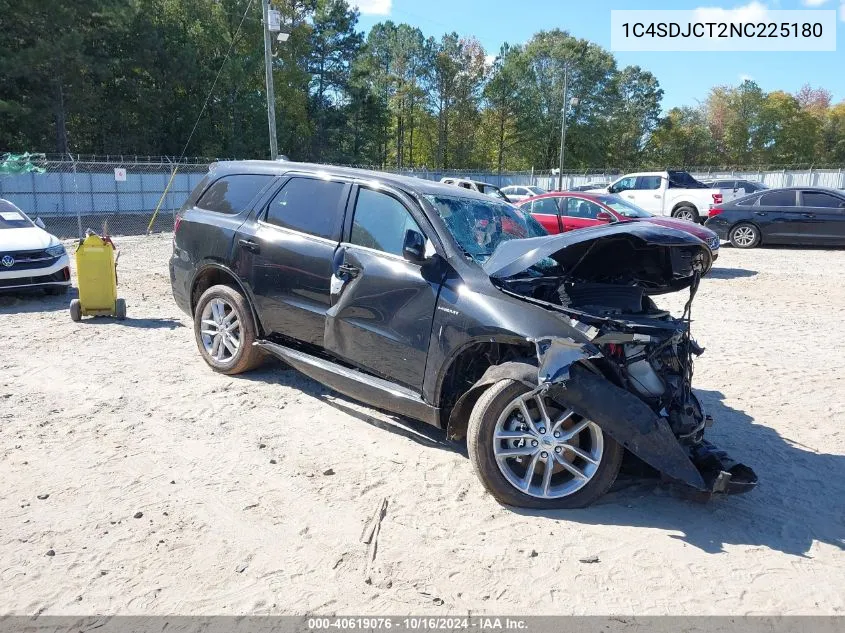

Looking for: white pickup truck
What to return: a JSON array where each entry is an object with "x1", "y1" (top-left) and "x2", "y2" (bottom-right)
[{"x1": 588, "y1": 170, "x2": 737, "y2": 222}]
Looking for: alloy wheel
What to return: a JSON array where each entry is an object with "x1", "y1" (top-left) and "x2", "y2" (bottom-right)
[
  {"x1": 732, "y1": 225, "x2": 757, "y2": 247},
  {"x1": 200, "y1": 297, "x2": 241, "y2": 363},
  {"x1": 492, "y1": 389, "x2": 604, "y2": 499}
]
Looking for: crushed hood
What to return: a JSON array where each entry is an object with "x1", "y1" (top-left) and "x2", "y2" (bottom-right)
[{"x1": 483, "y1": 223, "x2": 712, "y2": 294}]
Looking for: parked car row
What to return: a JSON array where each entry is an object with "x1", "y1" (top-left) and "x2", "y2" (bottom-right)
[{"x1": 516, "y1": 191, "x2": 721, "y2": 258}]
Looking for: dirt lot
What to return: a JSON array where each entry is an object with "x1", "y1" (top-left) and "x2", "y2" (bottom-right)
[{"x1": 2, "y1": 233, "x2": 844, "y2": 615}]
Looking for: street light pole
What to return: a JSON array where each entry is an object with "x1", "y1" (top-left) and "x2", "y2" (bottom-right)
[
  {"x1": 262, "y1": 0, "x2": 278, "y2": 160},
  {"x1": 557, "y1": 65, "x2": 568, "y2": 192}
]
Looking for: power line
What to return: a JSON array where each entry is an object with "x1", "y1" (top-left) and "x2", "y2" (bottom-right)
[{"x1": 178, "y1": 0, "x2": 256, "y2": 160}]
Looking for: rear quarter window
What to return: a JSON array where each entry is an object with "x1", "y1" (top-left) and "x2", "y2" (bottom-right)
[
  {"x1": 196, "y1": 174, "x2": 274, "y2": 214},
  {"x1": 264, "y1": 177, "x2": 347, "y2": 240},
  {"x1": 735, "y1": 194, "x2": 760, "y2": 206}
]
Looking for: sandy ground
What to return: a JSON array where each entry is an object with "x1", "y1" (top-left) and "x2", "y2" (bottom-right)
[{"x1": 1, "y1": 233, "x2": 844, "y2": 616}]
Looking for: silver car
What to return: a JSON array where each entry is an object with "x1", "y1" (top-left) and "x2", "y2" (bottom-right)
[{"x1": 499, "y1": 185, "x2": 547, "y2": 203}]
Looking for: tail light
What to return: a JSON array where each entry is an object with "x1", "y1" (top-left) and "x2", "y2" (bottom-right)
[
  {"x1": 174, "y1": 215, "x2": 183, "y2": 233},
  {"x1": 712, "y1": 193, "x2": 723, "y2": 204},
  {"x1": 708, "y1": 208, "x2": 723, "y2": 218}
]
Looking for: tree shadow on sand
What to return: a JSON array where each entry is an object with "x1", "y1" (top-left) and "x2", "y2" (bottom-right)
[
  {"x1": 514, "y1": 389, "x2": 845, "y2": 556},
  {"x1": 707, "y1": 267, "x2": 758, "y2": 280},
  {"x1": 237, "y1": 360, "x2": 461, "y2": 453},
  {"x1": 0, "y1": 287, "x2": 79, "y2": 314},
  {"x1": 238, "y1": 362, "x2": 844, "y2": 556}
]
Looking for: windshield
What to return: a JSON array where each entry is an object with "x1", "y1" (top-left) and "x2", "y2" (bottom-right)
[
  {"x1": 527, "y1": 186, "x2": 546, "y2": 195},
  {"x1": 597, "y1": 195, "x2": 652, "y2": 218},
  {"x1": 0, "y1": 200, "x2": 34, "y2": 229},
  {"x1": 424, "y1": 194, "x2": 547, "y2": 262}
]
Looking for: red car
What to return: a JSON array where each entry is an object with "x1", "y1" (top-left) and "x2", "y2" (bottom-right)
[{"x1": 518, "y1": 192, "x2": 720, "y2": 258}]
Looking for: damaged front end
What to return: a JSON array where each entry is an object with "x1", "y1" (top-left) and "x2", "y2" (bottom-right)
[{"x1": 486, "y1": 224, "x2": 758, "y2": 497}]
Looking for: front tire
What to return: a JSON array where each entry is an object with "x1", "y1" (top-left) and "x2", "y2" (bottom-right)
[
  {"x1": 729, "y1": 223, "x2": 760, "y2": 249},
  {"x1": 193, "y1": 284, "x2": 263, "y2": 375},
  {"x1": 467, "y1": 379, "x2": 623, "y2": 509}
]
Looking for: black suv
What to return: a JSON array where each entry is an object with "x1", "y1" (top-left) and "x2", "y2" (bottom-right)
[{"x1": 170, "y1": 161, "x2": 756, "y2": 508}]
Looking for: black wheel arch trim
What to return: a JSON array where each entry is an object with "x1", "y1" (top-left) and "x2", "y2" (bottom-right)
[
  {"x1": 446, "y1": 360, "x2": 538, "y2": 441},
  {"x1": 189, "y1": 262, "x2": 265, "y2": 336}
]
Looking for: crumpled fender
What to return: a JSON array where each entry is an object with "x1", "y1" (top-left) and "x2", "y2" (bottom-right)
[
  {"x1": 446, "y1": 337, "x2": 598, "y2": 441},
  {"x1": 548, "y1": 366, "x2": 706, "y2": 490},
  {"x1": 447, "y1": 361, "x2": 538, "y2": 440}
]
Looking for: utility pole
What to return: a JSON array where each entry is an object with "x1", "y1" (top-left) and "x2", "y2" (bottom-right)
[
  {"x1": 262, "y1": 0, "x2": 278, "y2": 160},
  {"x1": 557, "y1": 65, "x2": 568, "y2": 192}
]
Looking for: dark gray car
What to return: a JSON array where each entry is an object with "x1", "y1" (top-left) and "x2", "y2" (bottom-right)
[
  {"x1": 705, "y1": 187, "x2": 845, "y2": 248},
  {"x1": 170, "y1": 160, "x2": 756, "y2": 508}
]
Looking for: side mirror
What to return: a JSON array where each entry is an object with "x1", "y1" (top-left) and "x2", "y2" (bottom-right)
[
  {"x1": 35, "y1": 217, "x2": 46, "y2": 229},
  {"x1": 402, "y1": 229, "x2": 427, "y2": 263},
  {"x1": 596, "y1": 211, "x2": 613, "y2": 223},
  {"x1": 607, "y1": 185, "x2": 616, "y2": 194}
]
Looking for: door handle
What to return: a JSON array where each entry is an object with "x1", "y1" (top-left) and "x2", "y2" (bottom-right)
[
  {"x1": 337, "y1": 263, "x2": 360, "y2": 278},
  {"x1": 653, "y1": 194, "x2": 662, "y2": 198},
  {"x1": 802, "y1": 213, "x2": 816, "y2": 219},
  {"x1": 754, "y1": 212, "x2": 767, "y2": 216},
  {"x1": 238, "y1": 239, "x2": 260, "y2": 253}
]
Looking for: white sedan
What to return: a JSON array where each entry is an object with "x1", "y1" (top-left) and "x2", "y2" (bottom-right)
[
  {"x1": 499, "y1": 185, "x2": 547, "y2": 203},
  {"x1": 0, "y1": 199, "x2": 71, "y2": 294}
]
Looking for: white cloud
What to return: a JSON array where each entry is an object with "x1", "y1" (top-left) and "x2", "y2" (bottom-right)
[
  {"x1": 484, "y1": 54, "x2": 496, "y2": 67},
  {"x1": 802, "y1": 0, "x2": 830, "y2": 6},
  {"x1": 352, "y1": 0, "x2": 392, "y2": 15},
  {"x1": 693, "y1": 1, "x2": 770, "y2": 22}
]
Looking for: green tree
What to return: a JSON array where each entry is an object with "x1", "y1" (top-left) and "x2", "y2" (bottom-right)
[{"x1": 308, "y1": 0, "x2": 363, "y2": 161}]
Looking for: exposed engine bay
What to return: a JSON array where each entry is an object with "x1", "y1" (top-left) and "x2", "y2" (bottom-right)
[{"x1": 486, "y1": 226, "x2": 758, "y2": 496}]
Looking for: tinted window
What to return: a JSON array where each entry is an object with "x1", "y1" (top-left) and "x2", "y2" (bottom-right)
[
  {"x1": 635, "y1": 176, "x2": 662, "y2": 190},
  {"x1": 802, "y1": 191, "x2": 844, "y2": 208},
  {"x1": 613, "y1": 177, "x2": 637, "y2": 193},
  {"x1": 760, "y1": 190, "x2": 796, "y2": 207},
  {"x1": 351, "y1": 188, "x2": 422, "y2": 257},
  {"x1": 265, "y1": 177, "x2": 346, "y2": 239},
  {"x1": 196, "y1": 174, "x2": 273, "y2": 214},
  {"x1": 531, "y1": 198, "x2": 559, "y2": 215},
  {"x1": 735, "y1": 194, "x2": 760, "y2": 207},
  {"x1": 564, "y1": 198, "x2": 603, "y2": 219}
]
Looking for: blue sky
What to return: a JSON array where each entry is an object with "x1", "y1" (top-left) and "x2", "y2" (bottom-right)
[{"x1": 354, "y1": 0, "x2": 845, "y2": 112}]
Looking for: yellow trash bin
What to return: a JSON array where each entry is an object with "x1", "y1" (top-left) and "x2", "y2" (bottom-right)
[{"x1": 69, "y1": 232, "x2": 126, "y2": 321}]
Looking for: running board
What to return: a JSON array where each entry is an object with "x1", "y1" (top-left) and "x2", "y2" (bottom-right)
[{"x1": 255, "y1": 340, "x2": 440, "y2": 427}]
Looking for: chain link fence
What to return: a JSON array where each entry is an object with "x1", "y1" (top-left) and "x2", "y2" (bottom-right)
[
  {"x1": 0, "y1": 155, "x2": 210, "y2": 238},
  {"x1": 1, "y1": 155, "x2": 843, "y2": 239}
]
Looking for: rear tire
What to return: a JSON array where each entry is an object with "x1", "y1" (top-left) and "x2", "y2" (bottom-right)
[
  {"x1": 673, "y1": 205, "x2": 700, "y2": 223},
  {"x1": 115, "y1": 298, "x2": 127, "y2": 320},
  {"x1": 467, "y1": 379, "x2": 623, "y2": 509},
  {"x1": 69, "y1": 299, "x2": 82, "y2": 322},
  {"x1": 194, "y1": 284, "x2": 263, "y2": 375},
  {"x1": 729, "y1": 223, "x2": 760, "y2": 249}
]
